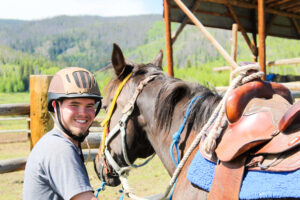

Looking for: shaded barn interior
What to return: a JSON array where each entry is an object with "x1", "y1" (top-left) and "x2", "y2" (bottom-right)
[{"x1": 163, "y1": 0, "x2": 300, "y2": 78}]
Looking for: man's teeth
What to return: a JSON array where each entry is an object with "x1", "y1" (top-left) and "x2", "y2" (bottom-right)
[{"x1": 76, "y1": 120, "x2": 87, "y2": 123}]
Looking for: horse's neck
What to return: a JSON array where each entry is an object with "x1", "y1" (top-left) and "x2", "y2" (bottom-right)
[{"x1": 144, "y1": 97, "x2": 196, "y2": 175}]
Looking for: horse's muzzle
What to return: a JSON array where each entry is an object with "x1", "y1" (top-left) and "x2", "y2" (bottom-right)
[{"x1": 93, "y1": 154, "x2": 121, "y2": 186}]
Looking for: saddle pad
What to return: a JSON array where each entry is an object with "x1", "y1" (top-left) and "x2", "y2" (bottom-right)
[{"x1": 187, "y1": 151, "x2": 300, "y2": 199}]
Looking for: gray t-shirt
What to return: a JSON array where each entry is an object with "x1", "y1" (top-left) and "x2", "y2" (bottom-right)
[{"x1": 23, "y1": 128, "x2": 93, "y2": 200}]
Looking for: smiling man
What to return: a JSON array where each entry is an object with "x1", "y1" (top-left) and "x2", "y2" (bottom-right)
[{"x1": 23, "y1": 67, "x2": 102, "y2": 200}]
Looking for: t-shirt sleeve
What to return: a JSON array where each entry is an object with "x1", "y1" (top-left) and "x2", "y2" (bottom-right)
[{"x1": 43, "y1": 142, "x2": 93, "y2": 199}]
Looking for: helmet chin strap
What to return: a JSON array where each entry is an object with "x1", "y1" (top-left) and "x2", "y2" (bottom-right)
[{"x1": 54, "y1": 101, "x2": 88, "y2": 143}]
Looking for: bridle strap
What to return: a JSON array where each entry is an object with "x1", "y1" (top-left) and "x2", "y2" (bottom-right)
[
  {"x1": 101, "y1": 74, "x2": 157, "y2": 175},
  {"x1": 100, "y1": 72, "x2": 133, "y2": 155}
]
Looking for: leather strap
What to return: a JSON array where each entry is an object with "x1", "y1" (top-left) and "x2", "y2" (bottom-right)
[{"x1": 208, "y1": 156, "x2": 247, "y2": 200}]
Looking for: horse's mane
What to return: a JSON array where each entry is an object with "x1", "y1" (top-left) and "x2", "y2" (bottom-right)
[
  {"x1": 155, "y1": 75, "x2": 222, "y2": 133},
  {"x1": 106, "y1": 62, "x2": 222, "y2": 135}
]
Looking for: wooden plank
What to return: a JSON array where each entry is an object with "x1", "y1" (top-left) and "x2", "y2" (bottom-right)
[
  {"x1": 268, "y1": 0, "x2": 294, "y2": 8},
  {"x1": 0, "y1": 116, "x2": 28, "y2": 121},
  {"x1": 29, "y1": 75, "x2": 54, "y2": 149},
  {"x1": 267, "y1": 57, "x2": 300, "y2": 66},
  {"x1": 200, "y1": 0, "x2": 300, "y2": 19},
  {"x1": 213, "y1": 57, "x2": 300, "y2": 71},
  {"x1": 0, "y1": 129, "x2": 29, "y2": 134},
  {"x1": 0, "y1": 150, "x2": 99, "y2": 174},
  {"x1": 164, "y1": 0, "x2": 174, "y2": 77},
  {"x1": 0, "y1": 103, "x2": 30, "y2": 116},
  {"x1": 81, "y1": 132, "x2": 101, "y2": 149},
  {"x1": 279, "y1": 1, "x2": 300, "y2": 10},
  {"x1": 0, "y1": 157, "x2": 27, "y2": 173}
]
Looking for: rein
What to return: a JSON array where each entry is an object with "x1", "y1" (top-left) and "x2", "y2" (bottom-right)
[{"x1": 99, "y1": 74, "x2": 157, "y2": 176}]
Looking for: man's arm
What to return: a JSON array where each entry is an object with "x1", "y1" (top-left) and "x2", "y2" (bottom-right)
[{"x1": 71, "y1": 191, "x2": 98, "y2": 200}]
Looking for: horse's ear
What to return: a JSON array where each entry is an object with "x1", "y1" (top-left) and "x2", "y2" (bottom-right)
[
  {"x1": 111, "y1": 43, "x2": 127, "y2": 77},
  {"x1": 152, "y1": 50, "x2": 163, "y2": 69}
]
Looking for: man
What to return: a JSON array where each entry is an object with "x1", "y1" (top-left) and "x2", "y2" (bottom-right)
[{"x1": 23, "y1": 67, "x2": 102, "y2": 200}]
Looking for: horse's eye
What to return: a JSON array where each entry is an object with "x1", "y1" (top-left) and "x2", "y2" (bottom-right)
[{"x1": 102, "y1": 105, "x2": 107, "y2": 111}]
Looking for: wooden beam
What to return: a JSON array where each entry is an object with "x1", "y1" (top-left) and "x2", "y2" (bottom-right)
[
  {"x1": 268, "y1": 0, "x2": 293, "y2": 8},
  {"x1": 258, "y1": 0, "x2": 266, "y2": 80},
  {"x1": 200, "y1": 0, "x2": 300, "y2": 19},
  {"x1": 265, "y1": 0, "x2": 278, "y2": 4},
  {"x1": 279, "y1": 1, "x2": 300, "y2": 10},
  {"x1": 267, "y1": 57, "x2": 300, "y2": 66},
  {"x1": 286, "y1": 5, "x2": 300, "y2": 13},
  {"x1": 164, "y1": 0, "x2": 174, "y2": 77},
  {"x1": 0, "y1": 103, "x2": 29, "y2": 116},
  {"x1": 292, "y1": 18, "x2": 300, "y2": 37},
  {"x1": 172, "y1": 0, "x2": 201, "y2": 44},
  {"x1": 226, "y1": 1, "x2": 256, "y2": 56},
  {"x1": 0, "y1": 157, "x2": 27, "y2": 174},
  {"x1": 170, "y1": 4, "x2": 250, "y2": 20},
  {"x1": 174, "y1": 0, "x2": 239, "y2": 69}
]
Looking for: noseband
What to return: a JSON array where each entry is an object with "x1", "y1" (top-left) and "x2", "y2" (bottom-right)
[{"x1": 99, "y1": 73, "x2": 157, "y2": 176}]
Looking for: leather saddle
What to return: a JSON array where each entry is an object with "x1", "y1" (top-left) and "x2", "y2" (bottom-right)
[{"x1": 201, "y1": 80, "x2": 300, "y2": 200}]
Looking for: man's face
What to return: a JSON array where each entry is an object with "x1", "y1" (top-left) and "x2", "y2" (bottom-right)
[{"x1": 58, "y1": 98, "x2": 96, "y2": 137}]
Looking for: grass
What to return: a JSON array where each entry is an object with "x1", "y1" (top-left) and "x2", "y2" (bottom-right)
[
  {"x1": 0, "y1": 92, "x2": 30, "y2": 104},
  {"x1": 0, "y1": 92, "x2": 170, "y2": 200}
]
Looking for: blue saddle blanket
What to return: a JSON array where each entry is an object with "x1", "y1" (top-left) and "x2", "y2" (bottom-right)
[{"x1": 187, "y1": 151, "x2": 300, "y2": 199}]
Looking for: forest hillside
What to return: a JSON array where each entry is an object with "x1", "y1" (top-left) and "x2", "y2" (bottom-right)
[{"x1": 0, "y1": 15, "x2": 299, "y2": 92}]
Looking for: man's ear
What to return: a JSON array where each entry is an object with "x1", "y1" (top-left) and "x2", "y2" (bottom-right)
[{"x1": 52, "y1": 101, "x2": 57, "y2": 112}]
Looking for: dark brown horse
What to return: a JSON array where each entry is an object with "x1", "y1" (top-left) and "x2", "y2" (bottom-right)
[{"x1": 94, "y1": 44, "x2": 300, "y2": 200}]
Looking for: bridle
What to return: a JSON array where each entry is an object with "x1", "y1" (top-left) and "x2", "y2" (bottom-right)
[{"x1": 98, "y1": 72, "x2": 157, "y2": 177}]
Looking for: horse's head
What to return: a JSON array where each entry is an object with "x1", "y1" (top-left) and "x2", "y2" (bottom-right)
[{"x1": 94, "y1": 43, "x2": 164, "y2": 186}]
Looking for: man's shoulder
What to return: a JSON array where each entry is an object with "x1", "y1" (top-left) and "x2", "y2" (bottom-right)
[{"x1": 30, "y1": 129, "x2": 76, "y2": 157}]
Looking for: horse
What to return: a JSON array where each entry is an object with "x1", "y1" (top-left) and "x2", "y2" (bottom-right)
[{"x1": 94, "y1": 43, "x2": 300, "y2": 200}]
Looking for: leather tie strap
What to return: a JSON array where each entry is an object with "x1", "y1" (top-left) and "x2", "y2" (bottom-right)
[{"x1": 208, "y1": 156, "x2": 247, "y2": 200}]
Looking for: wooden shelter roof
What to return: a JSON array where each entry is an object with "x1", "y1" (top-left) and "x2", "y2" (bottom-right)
[{"x1": 168, "y1": 0, "x2": 300, "y2": 40}]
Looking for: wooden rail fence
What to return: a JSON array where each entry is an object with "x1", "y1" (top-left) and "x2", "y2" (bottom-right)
[{"x1": 1, "y1": 75, "x2": 299, "y2": 174}]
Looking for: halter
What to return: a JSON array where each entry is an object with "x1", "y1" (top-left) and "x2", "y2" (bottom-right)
[{"x1": 99, "y1": 73, "x2": 157, "y2": 176}]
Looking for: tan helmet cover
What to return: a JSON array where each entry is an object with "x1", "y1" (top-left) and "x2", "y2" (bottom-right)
[{"x1": 48, "y1": 67, "x2": 102, "y2": 112}]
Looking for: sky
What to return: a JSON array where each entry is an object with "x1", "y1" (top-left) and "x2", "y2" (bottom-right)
[{"x1": 0, "y1": 0, "x2": 164, "y2": 20}]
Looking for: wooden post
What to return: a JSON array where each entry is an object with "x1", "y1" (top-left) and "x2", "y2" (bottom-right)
[
  {"x1": 30, "y1": 75, "x2": 53, "y2": 149},
  {"x1": 230, "y1": 24, "x2": 238, "y2": 82},
  {"x1": 258, "y1": 0, "x2": 266, "y2": 80},
  {"x1": 164, "y1": 0, "x2": 174, "y2": 77},
  {"x1": 231, "y1": 24, "x2": 238, "y2": 63}
]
